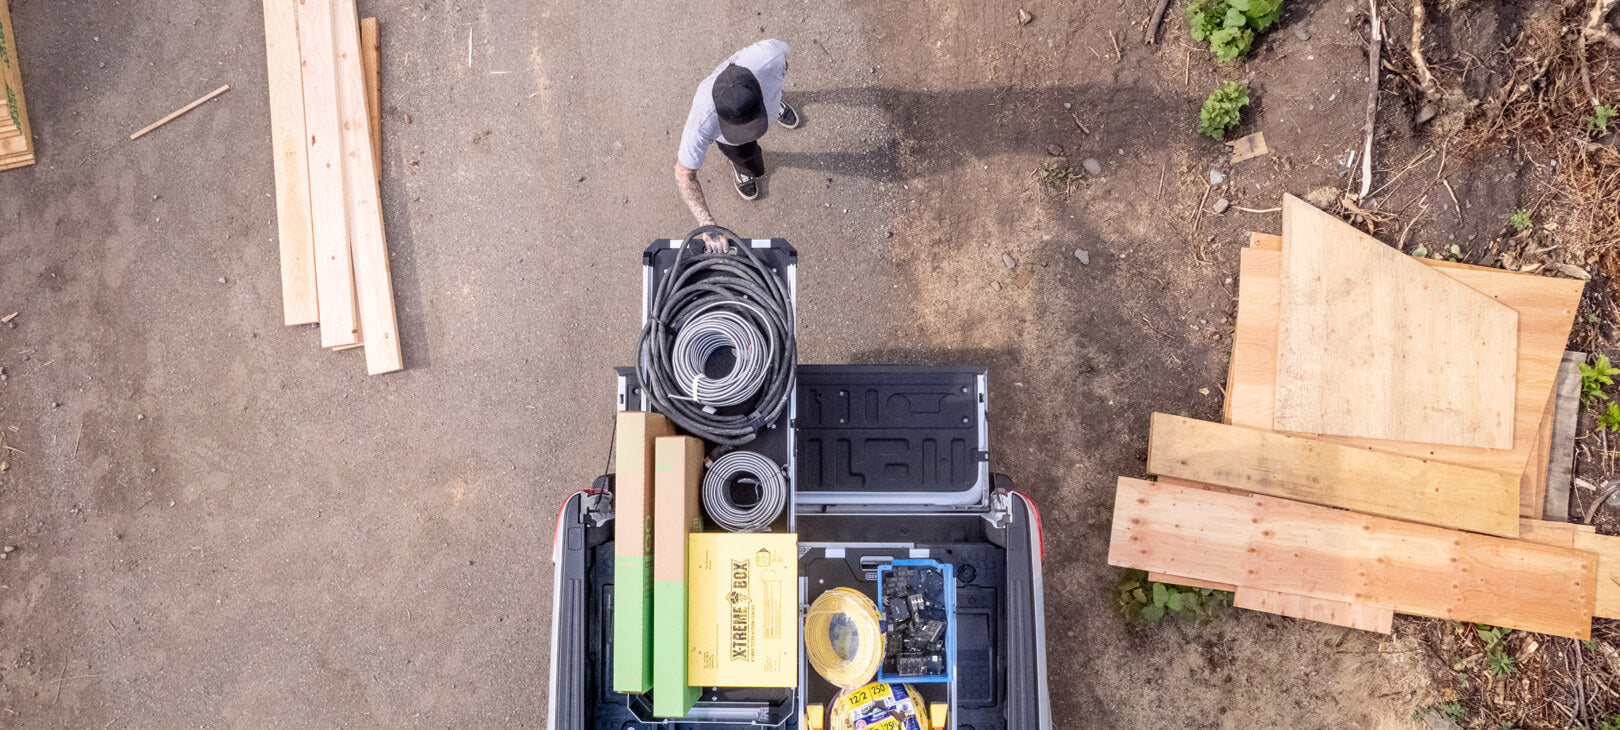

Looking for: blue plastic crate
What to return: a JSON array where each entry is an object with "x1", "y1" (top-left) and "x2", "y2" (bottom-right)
[{"x1": 875, "y1": 558, "x2": 955, "y2": 684}]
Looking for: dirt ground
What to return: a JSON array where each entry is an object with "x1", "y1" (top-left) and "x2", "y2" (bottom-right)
[{"x1": 3, "y1": 0, "x2": 1614, "y2": 727}]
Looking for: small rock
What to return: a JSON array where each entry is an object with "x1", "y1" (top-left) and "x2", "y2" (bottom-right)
[
  {"x1": 1212, "y1": 198, "x2": 1230, "y2": 214},
  {"x1": 168, "y1": 500, "x2": 175, "y2": 507},
  {"x1": 1224, "y1": 277, "x2": 1233, "y2": 284},
  {"x1": 990, "y1": 281, "x2": 1002, "y2": 292},
  {"x1": 217, "y1": 277, "x2": 227, "y2": 284},
  {"x1": 1199, "y1": 319, "x2": 1208, "y2": 325},
  {"x1": 136, "y1": 414, "x2": 145, "y2": 421},
  {"x1": 1003, "y1": 253, "x2": 1017, "y2": 270},
  {"x1": 1018, "y1": 8, "x2": 1033, "y2": 24},
  {"x1": 51, "y1": 402, "x2": 60, "y2": 408},
  {"x1": 1075, "y1": 249, "x2": 1090, "y2": 265},
  {"x1": 2, "y1": 545, "x2": 13, "y2": 552},
  {"x1": 1082, "y1": 158, "x2": 1102, "y2": 176},
  {"x1": 576, "y1": 176, "x2": 586, "y2": 182},
  {"x1": 1209, "y1": 170, "x2": 1226, "y2": 184},
  {"x1": 1294, "y1": 25, "x2": 1311, "y2": 41},
  {"x1": 0, "y1": 553, "x2": 6, "y2": 560},
  {"x1": 1046, "y1": 143, "x2": 1064, "y2": 156}
]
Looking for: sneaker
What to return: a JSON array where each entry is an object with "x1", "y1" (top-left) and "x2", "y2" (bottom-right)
[
  {"x1": 735, "y1": 171, "x2": 760, "y2": 200},
  {"x1": 777, "y1": 101, "x2": 801, "y2": 129}
]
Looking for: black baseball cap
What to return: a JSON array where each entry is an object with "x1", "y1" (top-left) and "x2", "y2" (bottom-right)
[{"x1": 712, "y1": 64, "x2": 769, "y2": 142}]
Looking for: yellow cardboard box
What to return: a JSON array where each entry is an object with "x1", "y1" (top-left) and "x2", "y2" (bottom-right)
[{"x1": 688, "y1": 532, "x2": 799, "y2": 687}]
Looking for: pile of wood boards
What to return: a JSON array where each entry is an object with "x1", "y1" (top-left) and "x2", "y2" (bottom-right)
[
  {"x1": 0, "y1": 0, "x2": 34, "y2": 171},
  {"x1": 1107, "y1": 194, "x2": 1620, "y2": 640},
  {"x1": 263, "y1": 0, "x2": 399, "y2": 375}
]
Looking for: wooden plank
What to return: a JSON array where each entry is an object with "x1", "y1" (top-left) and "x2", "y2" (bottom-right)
[
  {"x1": 1275, "y1": 195, "x2": 1520, "y2": 449},
  {"x1": 1108, "y1": 477, "x2": 1597, "y2": 639},
  {"x1": 264, "y1": 0, "x2": 319, "y2": 326},
  {"x1": 295, "y1": 0, "x2": 360, "y2": 348},
  {"x1": 1523, "y1": 385, "x2": 1556, "y2": 518},
  {"x1": 1228, "y1": 248, "x2": 1585, "y2": 479},
  {"x1": 1147, "y1": 413, "x2": 1521, "y2": 537},
  {"x1": 360, "y1": 17, "x2": 381, "y2": 180},
  {"x1": 1228, "y1": 248, "x2": 1281, "y2": 429},
  {"x1": 333, "y1": 0, "x2": 401, "y2": 374},
  {"x1": 1544, "y1": 351, "x2": 1583, "y2": 521},
  {"x1": 1154, "y1": 475, "x2": 1396, "y2": 628},
  {"x1": 1233, "y1": 587, "x2": 1394, "y2": 633},
  {"x1": 1147, "y1": 572, "x2": 1236, "y2": 592}
]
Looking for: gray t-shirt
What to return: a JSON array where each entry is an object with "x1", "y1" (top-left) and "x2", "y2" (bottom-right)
[{"x1": 677, "y1": 39, "x2": 790, "y2": 170}]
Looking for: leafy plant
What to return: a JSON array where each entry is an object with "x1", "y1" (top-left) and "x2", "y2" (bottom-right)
[
  {"x1": 1509, "y1": 209, "x2": 1532, "y2": 232},
  {"x1": 1600, "y1": 402, "x2": 1620, "y2": 433},
  {"x1": 1440, "y1": 701, "x2": 1465, "y2": 720},
  {"x1": 1585, "y1": 637, "x2": 1603, "y2": 651},
  {"x1": 1035, "y1": 160, "x2": 1078, "y2": 192},
  {"x1": 1476, "y1": 624, "x2": 1512, "y2": 647},
  {"x1": 1187, "y1": 0, "x2": 1285, "y2": 62},
  {"x1": 1198, "y1": 81, "x2": 1251, "y2": 140},
  {"x1": 1487, "y1": 650, "x2": 1516, "y2": 676},
  {"x1": 1589, "y1": 715, "x2": 1620, "y2": 730},
  {"x1": 1115, "y1": 569, "x2": 1232, "y2": 623},
  {"x1": 1585, "y1": 104, "x2": 1616, "y2": 133},
  {"x1": 1580, "y1": 354, "x2": 1619, "y2": 404}
]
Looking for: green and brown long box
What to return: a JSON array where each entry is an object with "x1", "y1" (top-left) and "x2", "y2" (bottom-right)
[
  {"x1": 612, "y1": 412, "x2": 674, "y2": 694},
  {"x1": 652, "y1": 435, "x2": 704, "y2": 718}
]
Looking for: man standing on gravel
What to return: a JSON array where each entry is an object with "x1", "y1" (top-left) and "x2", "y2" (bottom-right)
[{"x1": 674, "y1": 39, "x2": 801, "y2": 252}]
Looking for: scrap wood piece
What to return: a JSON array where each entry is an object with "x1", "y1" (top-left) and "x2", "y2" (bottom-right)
[
  {"x1": 1229, "y1": 245, "x2": 1584, "y2": 477},
  {"x1": 295, "y1": 0, "x2": 360, "y2": 348},
  {"x1": 1233, "y1": 587, "x2": 1395, "y2": 634},
  {"x1": 1275, "y1": 195, "x2": 1520, "y2": 449},
  {"x1": 1147, "y1": 413, "x2": 1521, "y2": 537},
  {"x1": 333, "y1": 0, "x2": 400, "y2": 374},
  {"x1": 1143, "y1": 0, "x2": 1172, "y2": 43},
  {"x1": 1248, "y1": 231, "x2": 1281, "y2": 250},
  {"x1": 129, "y1": 84, "x2": 230, "y2": 140},
  {"x1": 263, "y1": 0, "x2": 318, "y2": 326},
  {"x1": 1544, "y1": 351, "x2": 1583, "y2": 521},
  {"x1": 1108, "y1": 477, "x2": 1597, "y2": 639},
  {"x1": 1227, "y1": 132, "x2": 1269, "y2": 164},
  {"x1": 360, "y1": 17, "x2": 381, "y2": 179}
]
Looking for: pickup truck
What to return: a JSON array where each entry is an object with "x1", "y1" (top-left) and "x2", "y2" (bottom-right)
[{"x1": 546, "y1": 239, "x2": 1052, "y2": 729}]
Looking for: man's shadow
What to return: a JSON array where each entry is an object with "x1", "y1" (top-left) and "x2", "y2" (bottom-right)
[{"x1": 769, "y1": 84, "x2": 1179, "y2": 183}]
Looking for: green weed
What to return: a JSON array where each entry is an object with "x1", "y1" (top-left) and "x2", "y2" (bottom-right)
[
  {"x1": 1600, "y1": 402, "x2": 1620, "y2": 433},
  {"x1": 1198, "y1": 81, "x2": 1251, "y2": 140},
  {"x1": 1580, "y1": 354, "x2": 1619, "y2": 404},
  {"x1": 1035, "y1": 160, "x2": 1078, "y2": 192},
  {"x1": 1115, "y1": 569, "x2": 1232, "y2": 624},
  {"x1": 1509, "y1": 209, "x2": 1532, "y2": 232},
  {"x1": 1187, "y1": 0, "x2": 1284, "y2": 62},
  {"x1": 1584, "y1": 104, "x2": 1616, "y2": 133}
]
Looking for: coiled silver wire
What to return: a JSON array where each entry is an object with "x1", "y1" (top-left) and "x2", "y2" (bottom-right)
[
  {"x1": 702, "y1": 450, "x2": 787, "y2": 533},
  {"x1": 671, "y1": 304, "x2": 773, "y2": 408}
]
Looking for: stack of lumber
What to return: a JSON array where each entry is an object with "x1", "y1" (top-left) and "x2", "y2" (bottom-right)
[
  {"x1": 1107, "y1": 194, "x2": 1620, "y2": 640},
  {"x1": 0, "y1": 0, "x2": 35, "y2": 170},
  {"x1": 263, "y1": 0, "x2": 400, "y2": 375}
]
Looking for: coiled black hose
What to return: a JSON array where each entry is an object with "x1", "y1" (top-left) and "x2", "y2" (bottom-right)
[{"x1": 637, "y1": 225, "x2": 796, "y2": 446}]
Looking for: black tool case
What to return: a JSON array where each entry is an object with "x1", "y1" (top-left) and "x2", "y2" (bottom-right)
[{"x1": 545, "y1": 240, "x2": 1050, "y2": 729}]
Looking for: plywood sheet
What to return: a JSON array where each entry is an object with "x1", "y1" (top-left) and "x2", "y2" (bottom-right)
[
  {"x1": 1233, "y1": 587, "x2": 1395, "y2": 633},
  {"x1": 295, "y1": 0, "x2": 359, "y2": 348},
  {"x1": 1571, "y1": 532, "x2": 1620, "y2": 620},
  {"x1": 1522, "y1": 386, "x2": 1556, "y2": 518},
  {"x1": 333, "y1": 0, "x2": 401, "y2": 374},
  {"x1": 1146, "y1": 572, "x2": 1236, "y2": 592},
  {"x1": 1108, "y1": 477, "x2": 1597, "y2": 638},
  {"x1": 1148, "y1": 413, "x2": 1520, "y2": 537},
  {"x1": 1275, "y1": 195, "x2": 1519, "y2": 448},
  {"x1": 264, "y1": 0, "x2": 318, "y2": 325},
  {"x1": 1228, "y1": 249, "x2": 1585, "y2": 479}
]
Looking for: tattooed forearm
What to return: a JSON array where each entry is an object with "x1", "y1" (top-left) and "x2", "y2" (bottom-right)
[{"x1": 674, "y1": 163, "x2": 716, "y2": 227}]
